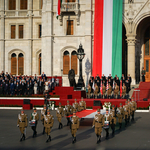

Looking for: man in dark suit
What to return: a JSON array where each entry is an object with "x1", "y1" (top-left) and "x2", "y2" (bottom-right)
[
  {"x1": 41, "y1": 72, "x2": 46, "y2": 80},
  {"x1": 10, "y1": 81, "x2": 15, "y2": 95},
  {"x1": 108, "y1": 74, "x2": 112, "y2": 81},
  {"x1": 29, "y1": 80, "x2": 33, "y2": 95}
]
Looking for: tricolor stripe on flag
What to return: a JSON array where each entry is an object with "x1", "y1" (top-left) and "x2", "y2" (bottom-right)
[
  {"x1": 56, "y1": 0, "x2": 62, "y2": 19},
  {"x1": 93, "y1": 0, "x2": 123, "y2": 78}
]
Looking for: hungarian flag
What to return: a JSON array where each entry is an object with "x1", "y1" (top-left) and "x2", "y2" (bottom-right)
[
  {"x1": 100, "y1": 80, "x2": 103, "y2": 95},
  {"x1": 93, "y1": 0, "x2": 123, "y2": 78},
  {"x1": 120, "y1": 80, "x2": 122, "y2": 97},
  {"x1": 56, "y1": 0, "x2": 62, "y2": 19}
]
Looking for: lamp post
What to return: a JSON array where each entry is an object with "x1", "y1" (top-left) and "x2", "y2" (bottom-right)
[{"x1": 76, "y1": 44, "x2": 85, "y2": 90}]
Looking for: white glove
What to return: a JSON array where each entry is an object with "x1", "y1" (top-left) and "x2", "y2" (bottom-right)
[
  {"x1": 17, "y1": 124, "x2": 19, "y2": 127},
  {"x1": 92, "y1": 125, "x2": 95, "y2": 128}
]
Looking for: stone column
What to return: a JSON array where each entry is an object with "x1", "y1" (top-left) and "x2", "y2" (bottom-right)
[
  {"x1": 84, "y1": 0, "x2": 92, "y2": 86},
  {"x1": 27, "y1": 0, "x2": 33, "y2": 75},
  {"x1": 5, "y1": 0, "x2": 8, "y2": 10},
  {"x1": 0, "y1": 0, "x2": 5, "y2": 72},
  {"x1": 16, "y1": 0, "x2": 19, "y2": 16},
  {"x1": 127, "y1": 36, "x2": 136, "y2": 85},
  {"x1": 41, "y1": 0, "x2": 53, "y2": 76}
]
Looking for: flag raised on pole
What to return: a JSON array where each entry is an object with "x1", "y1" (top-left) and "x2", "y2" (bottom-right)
[{"x1": 56, "y1": 0, "x2": 62, "y2": 19}]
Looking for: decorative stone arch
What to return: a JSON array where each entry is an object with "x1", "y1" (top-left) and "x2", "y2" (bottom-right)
[
  {"x1": 60, "y1": 46, "x2": 78, "y2": 76},
  {"x1": 133, "y1": 12, "x2": 150, "y2": 35},
  {"x1": 8, "y1": 49, "x2": 25, "y2": 75},
  {"x1": 36, "y1": 49, "x2": 42, "y2": 75}
]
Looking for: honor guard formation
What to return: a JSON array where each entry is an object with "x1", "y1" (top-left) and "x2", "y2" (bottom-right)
[{"x1": 17, "y1": 97, "x2": 137, "y2": 144}]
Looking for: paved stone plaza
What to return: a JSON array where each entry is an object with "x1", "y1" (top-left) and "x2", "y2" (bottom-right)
[{"x1": 0, "y1": 110, "x2": 150, "y2": 150}]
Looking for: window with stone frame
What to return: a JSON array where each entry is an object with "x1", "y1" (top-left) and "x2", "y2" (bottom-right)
[
  {"x1": 39, "y1": 25, "x2": 42, "y2": 38},
  {"x1": 20, "y1": 0, "x2": 27, "y2": 10},
  {"x1": 41, "y1": 0, "x2": 43, "y2": 9},
  {"x1": 18, "y1": 53, "x2": 24, "y2": 75},
  {"x1": 67, "y1": 20, "x2": 74, "y2": 35},
  {"x1": 71, "y1": 51, "x2": 77, "y2": 75},
  {"x1": 11, "y1": 53, "x2": 17, "y2": 75},
  {"x1": 63, "y1": 51, "x2": 70, "y2": 75},
  {"x1": 19, "y1": 25, "x2": 24, "y2": 39},
  {"x1": 11, "y1": 25, "x2": 16, "y2": 39},
  {"x1": 9, "y1": 0, "x2": 16, "y2": 10}
]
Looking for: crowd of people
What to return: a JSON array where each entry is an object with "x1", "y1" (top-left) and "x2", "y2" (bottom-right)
[
  {"x1": 87, "y1": 74, "x2": 132, "y2": 99},
  {"x1": 0, "y1": 71, "x2": 60, "y2": 96},
  {"x1": 17, "y1": 97, "x2": 137, "y2": 144}
]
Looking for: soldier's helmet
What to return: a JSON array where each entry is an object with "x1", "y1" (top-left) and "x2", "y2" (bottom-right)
[
  {"x1": 59, "y1": 102, "x2": 61, "y2": 105},
  {"x1": 125, "y1": 101, "x2": 128, "y2": 104},
  {"x1": 44, "y1": 104, "x2": 46, "y2": 107},
  {"x1": 112, "y1": 105, "x2": 115, "y2": 108},
  {"x1": 73, "y1": 110, "x2": 76, "y2": 114},
  {"x1": 106, "y1": 108, "x2": 109, "y2": 112},
  {"x1": 97, "y1": 108, "x2": 100, "y2": 112},
  {"x1": 33, "y1": 107, "x2": 36, "y2": 110},
  {"x1": 120, "y1": 103, "x2": 122, "y2": 106},
  {"x1": 47, "y1": 109, "x2": 50, "y2": 112},
  {"x1": 67, "y1": 100, "x2": 69, "y2": 103},
  {"x1": 21, "y1": 108, "x2": 24, "y2": 112},
  {"x1": 75, "y1": 99, "x2": 77, "y2": 101}
]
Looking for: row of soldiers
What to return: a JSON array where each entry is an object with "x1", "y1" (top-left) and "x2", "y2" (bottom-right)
[
  {"x1": 17, "y1": 98, "x2": 86, "y2": 143},
  {"x1": 17, "y1": 97, "x2": 136, "y2": 144},
  {"x1": 92, "y1": 97, "x2": 137, "y2": 143},
  {"x1": 87, "y1": 82, "x2": 127, "y2": 99}
]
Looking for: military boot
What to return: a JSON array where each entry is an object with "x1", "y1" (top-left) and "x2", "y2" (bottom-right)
[
  {"x1": 58, "y1": 123, "x2": 61, "y2": 129},
  {"x1": 20, "y1": 134, "x2": 23, "y2": 142},
  {"x1": 22, "y1": 134, "x2": 25, "y2": 140},
  {"x1": 96, "y1": 135, "x2": 99, "y2": 143},
  {"x1": 119, "y1": 123, "x2": 122, "y2": 130}
]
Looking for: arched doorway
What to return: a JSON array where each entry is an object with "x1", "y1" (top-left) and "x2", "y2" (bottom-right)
[
  {"x1": 122, "y1": 24, "x2": 127, "y2": 77},
  {"x1": 39, "y1": 53, "x2": 41, "y2": 75},
  {"x1": 11, "y1": 53, "x2": 17, "y2": 75},
  {"x1": 71, "y1": 51, "x2": 77, "y2": 75},
  {"x1": 144, "y1": 26, "x2": 150, "y2": 81},
  {"x1": 63, "y1": 51, "x2": 70, "y2": 75},
  {"x1": 18, "y1": 53, "x2": 24, "y2": 75}
]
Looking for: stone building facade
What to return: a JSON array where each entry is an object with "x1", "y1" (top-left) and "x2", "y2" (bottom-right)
[{"x1": 0, "y1": 0, "x2": 150, "y2": 85}]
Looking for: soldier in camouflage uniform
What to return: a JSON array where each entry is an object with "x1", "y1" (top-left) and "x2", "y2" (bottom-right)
[
  {"x1": 79, "y1": 97, "x2": 86, "y2": 111},
  {"x1": 131, "y1": 97, "x2": 137, "y2": 121},
  {"x1": 65, "y1": 100, "x2": 72, "y2": 126},
  {"x1": 70, "y1": 111, "x2": 80, "y2": 143},
  {"x1": 41, "y1": 104, "x2": 46, "y2": 134},
  {"x1": 72, "y1": 99, "x2": 80, "y2": 112},
  {"x1": 123, "y1": 101, "x2": 129, "y2": 127},
  {"x1": 30, "y1": 107, "x2": 39, "y2": 137},
  {"x1": 117, "y1": 103, "x2": 124, "y2": 130},
  {"x1": 56, "y1": 102, "x2": 64, "y2": 129},
  {"x1": 17, "y1": 108, "x2": 28, "y2": 141},
  {"x1": 92, "y1": 108, "x2": 104, "y2": 143},
  {"x1": 44, "y1": 109, "x2": 54, "y2": 142}
]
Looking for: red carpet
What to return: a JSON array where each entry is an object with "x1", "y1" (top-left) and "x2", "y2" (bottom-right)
[
  {"x1": 51, "y1": 87, "x2": 86, "y2": 99},
  {"x1": 132, "y1": 82, "x2": 150, "y2": 100}
]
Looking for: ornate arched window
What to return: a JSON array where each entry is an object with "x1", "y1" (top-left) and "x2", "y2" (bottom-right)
[
  {"x1": 63, "y1": 51, "x2": 70, "y2": 75},
  {"x1": 11, "y1": 53, "x2": 17, "y2": 75},
  {"x1": 71, "y1": 51, "x2": 77, "y2": 75},
  {"x1": 18, "y1": 53, "x2": 24, "y2": 75}
]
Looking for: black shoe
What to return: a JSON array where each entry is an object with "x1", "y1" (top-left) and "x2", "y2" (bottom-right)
[
  {"x1": 23, "y1": 134, "x2": 25, "y2": 140},
  {"x1": 58, "y1": 123, "x2": 60, "y2": 129},
  {"x1": 60, "y1": 123, "x2": 63, "y2": 129},
  {"x1": 98, "y1": 136, "x2": 101, "y2": 142},
  {"x1": 20, "y1": 134, "x2": 23, "y2": 142},
  {"x1": 72, "y1": 137, "x2": 75, "y2": 144},
  {"x1": 74, "y1": 137, "x2": 76, "y2": 143},
  {"x1": 49, "y1": 135, "x2": 51, "y2": 141}
]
